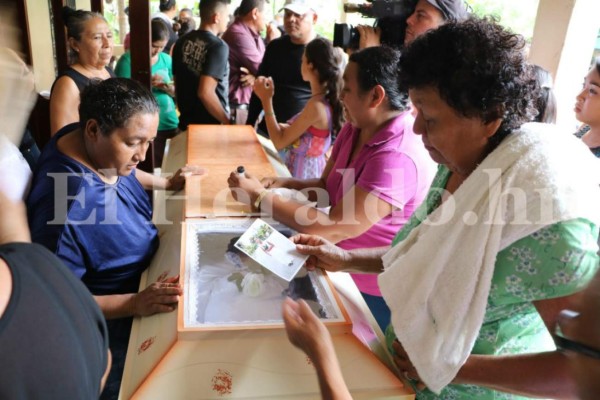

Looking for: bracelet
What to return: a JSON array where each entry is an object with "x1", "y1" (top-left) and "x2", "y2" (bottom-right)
[
  {"x1": 264, "y1": 111, "x2": 275, "y2": 117},
  {"x1": 253, "y1": 189, "x2": 269, "y2": 209}
]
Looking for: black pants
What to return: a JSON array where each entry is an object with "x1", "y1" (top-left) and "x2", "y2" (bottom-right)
[{"x1": 154, "y1": 128, "x2": 180, "y2": 169}]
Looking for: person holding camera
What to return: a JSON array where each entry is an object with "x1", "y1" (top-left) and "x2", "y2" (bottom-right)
[{"x1": 357, "y1": 0, "x2": 469, "y2": 49}]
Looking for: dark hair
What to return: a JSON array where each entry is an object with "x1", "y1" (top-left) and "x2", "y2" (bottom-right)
[
  {"x1": 237, "y1": 0, "x2": 266, "y2": 17},
  {"x1": 180, "y1": 7, "x2": 193, "y2": 17},
  {"x1": 62, "y1": 6, "x2": 108, "y2": 62},
  {"x1": 349, "y1": 46, "x2": 409, "y2": 112},
  {"x1": 532, "y1": 65, "x2": 557, "y2": 124},
  {"x1": 159, "y1": 0, "x2": 177, "y2": 12},
  {"x1": 178, "y1": 19, "x2": 197, "y2": 36},
  {"x1": 151, "y1": 18, "x2": 170, "y2": 43},
  {"x1": 79, "y1": 78, "x2": 159, "y2": 136},
  {"x1": 200, "y1": 0, "x2": 231, "y2": 21},
  {"x1": 400, "y1": 17, "x2": 539, "y2": 149},
  {"x1": 62, "y1": 6, "x2": 105, "y2": 41},
  {"x1": 304, "y1": 37, "x2": 345, "y2": 135},
  {"x1": 595, "y1": 56, "x2": 600, "y2": 75}
]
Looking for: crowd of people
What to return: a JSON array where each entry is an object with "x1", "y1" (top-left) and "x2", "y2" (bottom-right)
[{"x1": 2, "y1": 0, "x2": 600, "y2": 399}]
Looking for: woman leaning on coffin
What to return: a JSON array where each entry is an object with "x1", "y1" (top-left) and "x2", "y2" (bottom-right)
[{"x1": 283, "y1": 17, "x2": 600, "y2": 400}]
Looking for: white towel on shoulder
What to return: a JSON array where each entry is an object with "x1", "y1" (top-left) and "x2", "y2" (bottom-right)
[{"x1": 378, "y1": 123, "x2": 600, "y2": 393}]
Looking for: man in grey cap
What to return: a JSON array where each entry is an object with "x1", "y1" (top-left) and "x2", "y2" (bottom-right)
[
  {"x1": 358, "y1": 0, "x2": 469, "y2": 48},
  {"x1": 404, "y1": 0, "x2": 468, "y2": 44},
  {"x1": 246, "y1": 0, "x2": 319, "y2": 136}
]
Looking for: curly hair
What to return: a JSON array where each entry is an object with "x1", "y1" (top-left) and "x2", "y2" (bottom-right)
[
  {"x1": 400, "y1": 17, "x2": 539, "y2": 147},
  {"x1": 79, "y1": 78, "x2": 159, "y2": 136},
  {"x1": 305, "y1": 37, "x2": 345, "y2": 135}
]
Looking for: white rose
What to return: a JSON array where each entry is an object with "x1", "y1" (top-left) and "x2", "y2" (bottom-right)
[{"x1": 241, "y1": 273, "x2": 265, "y2": 297}]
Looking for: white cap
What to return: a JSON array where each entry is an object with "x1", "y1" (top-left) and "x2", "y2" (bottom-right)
[{"x1": 280, "y1": 0, "x2": 319, "y2": 15}]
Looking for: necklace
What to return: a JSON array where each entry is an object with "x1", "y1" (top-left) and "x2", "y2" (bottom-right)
[{"x1": 311, "y1": 91, "x2": 327, "y2": 98}]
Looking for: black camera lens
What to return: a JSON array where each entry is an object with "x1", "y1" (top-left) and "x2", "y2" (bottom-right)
[{"x1": 333, "y1": 23, "x2": 361, "y2": 51}]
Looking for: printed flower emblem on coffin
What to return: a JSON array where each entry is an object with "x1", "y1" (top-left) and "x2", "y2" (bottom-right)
[{"x1": 178, "y1": 219, "x2": 351, "y2": 339}]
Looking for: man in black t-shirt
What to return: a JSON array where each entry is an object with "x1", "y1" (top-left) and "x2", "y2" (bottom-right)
[
  {"x1": 246, "y1": 0, "x2": 318, "y2": 136},
  {"x1": 173, "y1": 0, "x2": 232, "y2": 129}
]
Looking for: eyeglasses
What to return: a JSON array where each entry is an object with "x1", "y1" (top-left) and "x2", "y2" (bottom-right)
[{"x1": 554, "y1": 324, "x2": 600, "y2": 360}]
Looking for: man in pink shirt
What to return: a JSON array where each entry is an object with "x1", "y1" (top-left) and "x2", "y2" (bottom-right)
[{"x1": 222, "y1": 0, "x2": 267, "y2": 124}]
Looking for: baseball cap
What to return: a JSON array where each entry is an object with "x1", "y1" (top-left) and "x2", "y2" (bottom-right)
[
  {"x1": 426, "y1": 0, "x2": 469, "y2": 21},
  {"x1": 280, "y1": 0, "x2": 318, "y2": 15}
]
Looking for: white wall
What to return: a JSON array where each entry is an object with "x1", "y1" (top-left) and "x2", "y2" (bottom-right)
[
  {"x1": 26, "y1": 2, "x2": 54, "y2": 92},
  {"x1": 529, "y1": 0, "x2": 600, "y2": 129}
]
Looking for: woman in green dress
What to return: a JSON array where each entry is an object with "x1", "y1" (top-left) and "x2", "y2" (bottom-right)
[
  {"x1": 115, "y1": 18, "x2": 179, "y2": 168},
  {"x1": 282, "y1": 17, "x2": 600, "y2": 400}
]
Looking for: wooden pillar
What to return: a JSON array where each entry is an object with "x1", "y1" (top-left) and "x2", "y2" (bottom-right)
[
  {"x1": 50, "y1": 0, "x2": 69, "y2": 75},
  {"x1": 529, "y1": 0, "x2": 600, "y2": 127},
  {"x1": 129, "y1": 2, "x2": 152, "y2": 88},
  {"x1": 90, "y1": 0, "x2": 103, "y2": 13},
  {"x1": 14, "y1": 0, "x2": 33, "y2": 65},
  {"x1": 129, "y1": 2, "x2": 154, "y2": 172}
]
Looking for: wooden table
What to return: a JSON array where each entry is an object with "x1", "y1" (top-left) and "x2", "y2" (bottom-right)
[
  {"x1": 185, "y1": 125, "x2": 278, "y2": 218},
  {"x1": 119, "y1": 127, "x2": 415, "y2": 399}
]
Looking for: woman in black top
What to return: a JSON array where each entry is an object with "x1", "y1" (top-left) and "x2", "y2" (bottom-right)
[{"x1": 50, "y1": 6, "x2": 115, "y2": 136}]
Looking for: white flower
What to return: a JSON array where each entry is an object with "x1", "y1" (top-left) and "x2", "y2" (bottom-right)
[{"x1": 241, "y1": 273, "x2": 265, "y2": 297}]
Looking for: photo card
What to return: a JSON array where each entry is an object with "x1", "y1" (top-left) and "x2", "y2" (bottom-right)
[{"x1": 234, "y1": 219, "x2": 308, "y2": 281}]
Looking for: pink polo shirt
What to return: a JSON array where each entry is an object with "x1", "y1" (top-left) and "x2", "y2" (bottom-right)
[{"x1": 326, "y1": 111, "x2": 436, "y2": 296}]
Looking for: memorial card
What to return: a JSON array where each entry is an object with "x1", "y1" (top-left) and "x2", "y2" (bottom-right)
[
  {"x1": 182, "y1": 219, "x2": 347, "y2": 329},
  {"x1": 234, "y1": 219, "x2": 308, "y2": 282}
]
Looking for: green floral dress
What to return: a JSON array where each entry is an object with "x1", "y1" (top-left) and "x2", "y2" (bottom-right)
[{"x1": 386, "y1": 165, "x2": 599, "y2": 400}]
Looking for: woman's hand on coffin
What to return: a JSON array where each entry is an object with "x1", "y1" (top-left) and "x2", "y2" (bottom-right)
[
  {"x1": 132, "y1": 276, "x2": 182, "y2": 316},
  {"x1": 283, "y1": 297, "x2": 333, "y2": 362},
  {"x1": 227, "y1": 170, "x2": 265, "y2": 205},
  {"x1": 392, "y1": 339, "x2": 427, "y2": 390},
  {"x1": 291, "y1": 234, "x2": 349, "y2": 272},
  {"x1": 166, "y1": 164, "x2": 207, "y2": 191}
]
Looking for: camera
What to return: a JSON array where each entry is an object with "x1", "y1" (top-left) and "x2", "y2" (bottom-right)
[{"x1": 333, "y1": 0, "x2": 416, "y2": 51}]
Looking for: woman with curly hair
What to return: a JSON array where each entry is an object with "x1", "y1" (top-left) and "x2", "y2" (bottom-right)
[
  {"x1": 574, "y1": 57, "x2": 600, "y2": 157},
  {"x1": 252, "y1": 37, "x2": 344, "y2": 179},
  {"x1": 283, "y1": 17, "x2": 600, "y2": 399}
]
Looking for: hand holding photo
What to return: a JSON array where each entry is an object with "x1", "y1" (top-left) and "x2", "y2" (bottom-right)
[{"x1": 234, "y1": 219, "x2": 308, "y2": 281}]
